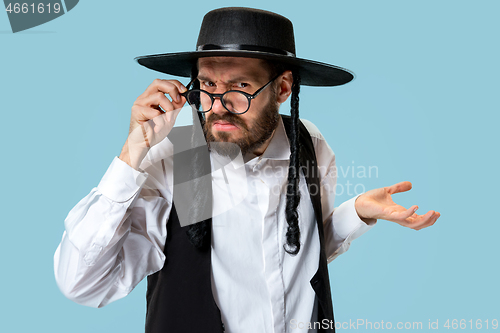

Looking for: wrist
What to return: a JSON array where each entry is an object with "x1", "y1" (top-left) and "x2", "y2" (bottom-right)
[
  {"x1": 119, "y1": 139, "x2": 147, "y2": 171},
  {"x1": 119, "y1": 142, "x2": 131, "y2": 167},
  {"x1": 355, "y1": 194, "x2": 372, "y2": 223}
]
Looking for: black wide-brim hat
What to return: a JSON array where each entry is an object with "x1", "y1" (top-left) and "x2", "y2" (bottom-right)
[{"x1": 135, "y1": 7, "x2": 354, "y2": 87}]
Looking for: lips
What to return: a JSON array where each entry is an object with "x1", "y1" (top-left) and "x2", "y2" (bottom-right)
[{"x1": 212, "y1": 120, "x2": 240, "y2": 131}]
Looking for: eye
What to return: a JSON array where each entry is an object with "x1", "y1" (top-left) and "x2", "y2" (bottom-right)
[
  {"x1": 201, "y1": 81, "x2": 216, "y2": 88},
  {"x1": 234, "y1": 82, "x2": 249, "y2": 89}
]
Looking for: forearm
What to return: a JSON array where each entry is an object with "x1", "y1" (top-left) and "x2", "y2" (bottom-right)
[
  {"x1": 54, "y1": 228, "x2": 132, "y2": 308},
  {"x1": 53, "y1": 157, "x2": 167, "y2": 307}
]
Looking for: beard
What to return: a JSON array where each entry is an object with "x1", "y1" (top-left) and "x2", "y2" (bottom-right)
[{"x1": 203, "y1": 97, "x2": 280, "y2": 157}]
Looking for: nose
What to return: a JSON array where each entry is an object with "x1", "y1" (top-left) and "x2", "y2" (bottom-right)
[{"x1": 210, "y1": 95, "x2": 227, "y2": 115}]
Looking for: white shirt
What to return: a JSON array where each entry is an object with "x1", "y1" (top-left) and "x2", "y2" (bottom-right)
[{"x1": 54, "y1": 116, "x2": 376, "y2": 332}]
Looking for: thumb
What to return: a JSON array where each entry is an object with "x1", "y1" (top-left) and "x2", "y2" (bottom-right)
[{"x1": 171, "y1": 92, "x2": 187, "y2": 110}]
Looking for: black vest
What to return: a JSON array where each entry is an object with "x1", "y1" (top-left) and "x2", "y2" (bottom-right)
[{"x1": 145, "y1": 115, "x2": 335, "y2": 332}]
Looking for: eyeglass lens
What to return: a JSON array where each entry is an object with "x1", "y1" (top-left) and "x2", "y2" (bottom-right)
[{"x1": 185, "y1": 90, "x2": 250, "y2": 114}]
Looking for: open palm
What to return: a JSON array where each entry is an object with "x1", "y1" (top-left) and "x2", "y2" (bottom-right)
[{"x1": 355, "y1": 181, "x2": 440, "y2": 230}]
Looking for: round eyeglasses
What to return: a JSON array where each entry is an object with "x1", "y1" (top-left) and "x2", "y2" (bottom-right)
[{"x1": 180, "y1": 74, "x2": 281, "y2": 115}]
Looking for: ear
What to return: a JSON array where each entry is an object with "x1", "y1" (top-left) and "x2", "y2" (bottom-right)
[{"x1": 276, "y1": 70, "x2": 293, "y2": 104}]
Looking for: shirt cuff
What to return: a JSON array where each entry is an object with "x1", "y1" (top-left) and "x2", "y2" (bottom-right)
[
  {"x1": 331, "y1": 193, "x2": 377, "y2": 240},
  {"x1": 325, "y1": 193, "x2": 377, "y2": 263},
  {"x1": 97, "y1": 157, "x2": 149, "y2": 203}
]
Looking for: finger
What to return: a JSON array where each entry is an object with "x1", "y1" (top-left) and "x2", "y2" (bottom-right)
[
  {"x1": 416, "y1": 211, "x2": 440, "y2": 230},
  {"x1": 140, "y1": 79, "x2": 187, "y2": 104},
  {"x1": 140, "y1": 79, "x2": 177, "y2": 97},
  {"x1": 143, "y1": 117, "x2": 162, "y2": 142},
  {"x1": 152, "y1": 114, "x2": 165, "y2": 133},
  {"x1": 140, "y1": 92, "x2": 175, "y2": 112},
  {"x1": 399, "y1": 205, "x2": 419, "y2": 220},
  {"x1": 384, "y1": 205, "x2": 418, "y2": 223},
  {"x1": 408, "y1": 210, "x2": 435, "y2": 230},
  {"x1": 165, "y1": 81, "x2": 188, "y2": 109},
  {"x1": 152, "y1": 112, "x2": 174, "y2": 133},
  {"x1": 386, "y1": 181, "x2": 412, "y2": 195},
  {"x1": 160, "y1": 95, "x2": 185, "y2": 114},
  {"x1": 131, "y1": 105, "x2": 163, "y2": 124},
  {"x1": 146, "y1": 111, "x2": 180, "y2": 145},
  {"x1": 167, "y1": 80, "x2": 188, "y2": 97},
  {"x1": 157, "y1": 79, "x2": 188, "y2": 97},
  {"x1": 414, "y1": 212, "x2": 434, "y2": 230}
]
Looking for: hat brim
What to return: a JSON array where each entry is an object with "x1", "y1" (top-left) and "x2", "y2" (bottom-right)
[{"x1": 135, "y1": 50, "x2": 354, "y2": 87}]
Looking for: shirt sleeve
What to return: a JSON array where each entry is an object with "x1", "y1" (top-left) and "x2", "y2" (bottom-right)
[
  {"x1": 323, "y1": 195, "x2": 376, "y2": 263},
  {"x1": 300, "y1": 119, "x2": 377, "y2": 264},
  {"x1": 54, "y1": 156, "x2": 172, "y2": 308}
]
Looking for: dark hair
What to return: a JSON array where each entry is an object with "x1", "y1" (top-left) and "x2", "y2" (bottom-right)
[
  {"x1": 284, "y1": 68, "x2": 301, "y2": 255},
  {"x1": 185, "y1": 59, "x2": 303, "y2": 255},
  {"x1": 266, "y1": 60, "x2": 302, "y2": 255}
]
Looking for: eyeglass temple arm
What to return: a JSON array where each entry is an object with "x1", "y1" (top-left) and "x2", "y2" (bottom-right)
[
  {"x1": 185, "y1": 78, "x2": 196, "y2": 90},
  {"x1": 250, "y1": 73, "x2": 282, "y2": 99}
]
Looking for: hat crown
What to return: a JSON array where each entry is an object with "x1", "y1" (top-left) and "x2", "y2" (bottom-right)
[
  {"x1": 196, "y1": 7, "x2": 296, "y2": 56},
  {"x1": 135, "y1": 7, "x2": 354, "y2": 86}
]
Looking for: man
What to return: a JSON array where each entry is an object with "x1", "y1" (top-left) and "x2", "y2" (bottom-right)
[{"x1": 54, "y1": 7, "x2": 440, "y2": 333}]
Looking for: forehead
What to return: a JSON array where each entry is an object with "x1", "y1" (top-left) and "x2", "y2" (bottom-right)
[{"x1": 197, "y1": 57, "x2": 270, "y2": 82}]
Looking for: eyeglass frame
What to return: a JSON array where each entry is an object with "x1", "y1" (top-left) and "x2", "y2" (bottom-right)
[{"x1": 180, "y1": 73, "x2": 282, "y2": 115}]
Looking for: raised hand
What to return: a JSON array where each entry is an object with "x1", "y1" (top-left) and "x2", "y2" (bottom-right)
[
  {"x1": 354, "y1": 181, "x2": 440, "y2": 230},
  {"x1": 119, "y1": 79, "x2": 188, "y2": 169}
]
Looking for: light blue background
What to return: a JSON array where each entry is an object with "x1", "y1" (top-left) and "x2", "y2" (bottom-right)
[{"x1": 1, "y1": 1, "x2": 498, "y2": 332}]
